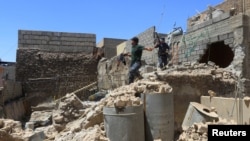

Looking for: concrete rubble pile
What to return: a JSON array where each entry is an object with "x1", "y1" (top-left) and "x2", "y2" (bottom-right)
[
  {"x1": 177, "y1": 118, "x2": 236, "y2": 141},
  {"x1": 0, "y1": 119, "x2": 24, "y2": 141},
  {"x1": 52, "y1": 78, "x2": 172, "y2": 140},
  {"x1": 0, "y1": 61, "x2": 242, "y2": 141},
  {"x1": 143, "y1": 62, "x2": 238, "y2": 83},
  {"x1": 0, "y1": 74, "x2": 173, "y2": 141}
]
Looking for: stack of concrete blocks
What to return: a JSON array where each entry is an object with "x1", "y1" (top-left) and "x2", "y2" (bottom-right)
[
  {"x1": 16, "y1": 30, "x2": 98, "y2": 113},
  {"x1": 97, "y1": 38, "x2": 127, "y2": 59},
  {"x1": 124, "y1": 26, "x2": 158, "y2": 66}
]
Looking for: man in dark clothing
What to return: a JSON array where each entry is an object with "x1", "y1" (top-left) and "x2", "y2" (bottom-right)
[
  {"x1": 154, "y1": 38, "x2": 170, "y2": 69},
  {"x1": 123, "y1": 37, "x2": 153, "y2": 84}
]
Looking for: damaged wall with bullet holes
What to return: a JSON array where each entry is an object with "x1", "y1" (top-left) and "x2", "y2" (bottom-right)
[{"x1": 97, "y1": 0, "x2": 250, "y2": 134}]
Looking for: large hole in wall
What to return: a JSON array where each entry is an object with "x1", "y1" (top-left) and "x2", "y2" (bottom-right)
[{"x1": 199, "y1": 41, "x2": 234, "y2": 68}]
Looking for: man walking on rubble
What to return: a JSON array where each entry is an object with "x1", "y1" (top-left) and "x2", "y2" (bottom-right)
[
  {"x1": 153, "y1": 37, "x2": 170, "y2": 70},
  {"x1": 123, "y1": 37, "x2": 153, "y2": 84}
]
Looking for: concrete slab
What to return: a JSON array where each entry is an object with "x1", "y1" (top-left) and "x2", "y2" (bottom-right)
[{"x1": 201, "y1": 96, "x2": 250, "y2": 124}]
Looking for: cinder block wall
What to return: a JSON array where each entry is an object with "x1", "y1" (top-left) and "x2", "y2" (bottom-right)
[
  {"x1": 16, "y1": 30, "x2": 98, "y2": 108},
  {"x1": 178, "y1": 13, "x2": 244, "y2": 64},
  {"x1": 101, "y1": 38, "x2": 127, "y2": 59},
  {"x1": 125, "y1": 26, "x2": 158, "y2": 65},
  {"x1": 170, "y1": 0, "x2": 250, "y2": 97}
]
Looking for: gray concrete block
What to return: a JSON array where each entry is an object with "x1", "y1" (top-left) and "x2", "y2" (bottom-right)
[
  {"x1": 212, "y1": 16, "x2": 221, "y2": 23},
  {"x1": 228, "y1": 43, "x2": 234, "y2": 48},
  {"x1": 202, "y1": 39, "x2": 209, "y2": 44},
  {"x1": 198, "y1": 22, "x2": 206, "y2": 29},
  {"x1": 220, "y1": 12, "x2": 230, "y2": 20},
  {"x1": 219, "y1": 34, "x2": 228, "y2": 41},
  {"x1": 224, "y1": 38, "x2": 234, "y2": 45},
  {"x1": 190, "y1": 51, "x2": 197, "y2": 56},
  {"x1": 199, "y1": 45, "x2": 207, "y2": 50},
  {"x1": 209, "y1": 36, "x2": 219, "y2": 43},
  {"x1": 186, "y1": 27, "x2": 193, "y2": 33},
  {"x1": 198, "y1": 49, "x2": 205, "y2": 55},
  {"x1": 49, "y1": 41, "x2": 60, "y2": 45},
  {"x1": 195, "y1": 41, "x2": 202, "y2": 46},
  {"x1": 204, "y1": 19, "x2": 213, "y2": 27},
  {"x1": 228, "y1": 32, "x2": 234, "y2": 38},
  {"x1": 193, "y1": 25, "x2": 199, "y2": 31}
]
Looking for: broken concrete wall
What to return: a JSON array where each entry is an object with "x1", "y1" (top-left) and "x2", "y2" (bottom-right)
[
  {"x1": 148, "y1": 64, "x2": 237, "y2": 133},
  {"x1": 97, "y1": 57, "x2": 130, "y2": 90},
  {"x1": 175, "y1": 13, "x2": 245, "y2": 65},
  {"x1": 16, "y1": 30, "x2": 98, "y2": 111},
  {"x1": 187, "y1": 0, "x2": 245, "y2": 28},
  {"x1": 168, "y1": 11, "x2": 250, "y2": 97}
]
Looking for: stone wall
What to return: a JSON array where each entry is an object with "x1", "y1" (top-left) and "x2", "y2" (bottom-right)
[{"x1": 16, "y1": 30, "x2": 98, "y2": 109}]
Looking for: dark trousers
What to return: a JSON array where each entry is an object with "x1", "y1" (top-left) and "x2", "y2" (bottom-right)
[
  {"x1": 158, "y1": 55, "x2": 168, "y2": 68},
  {"x1": 129, "y1": 61, "x2": 141, "y2": 84}
]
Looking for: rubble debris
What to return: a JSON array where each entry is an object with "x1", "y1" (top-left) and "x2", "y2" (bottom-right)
[
  {"x1": 177, "y1": 118, "x2": 236, "y2": 141},
  {"x1": 0, "y1": 119, "x2": 24, "y2": 141},
  {"x1": 29, "y1": 111, "x2": 52, "y2": 128},
  {"x1": 88, "y1": 90, "x2": 108, "y2": 101},
  {"x1": 208, "y1": 90, "x2": 216, "y2": 97},
  {"x1": 182, "y1": 102, "x2": 219, "y2": 131},
  {"x1": 0, "y1": 61, "x2": 242, "y2": 141},
  {"x1": 52, "y1": 93, "x2": 87, "y2": 131},
  {"x1": 142, "y1": 62, "x2": 237, "y2": 85},
  {"x1": 31, "y1": 102, "x2": 56, "y2": 112},
  {"x1": 54, "y1": 125, "x2": 109, "y2": 141}
]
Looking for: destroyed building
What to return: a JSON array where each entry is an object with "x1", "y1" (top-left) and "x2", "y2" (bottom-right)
[{"x1": 0, "y1": 0, "x2": 250, "y2": 140}]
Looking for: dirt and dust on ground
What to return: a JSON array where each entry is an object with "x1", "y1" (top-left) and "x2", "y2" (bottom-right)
[{"x1": 0, "y1": 62, "x2": 242, "y2": 141}]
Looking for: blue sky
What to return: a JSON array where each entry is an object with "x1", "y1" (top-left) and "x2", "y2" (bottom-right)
[{"x1": 0, "y1": 0, "x2": 223, "y2": 62}]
